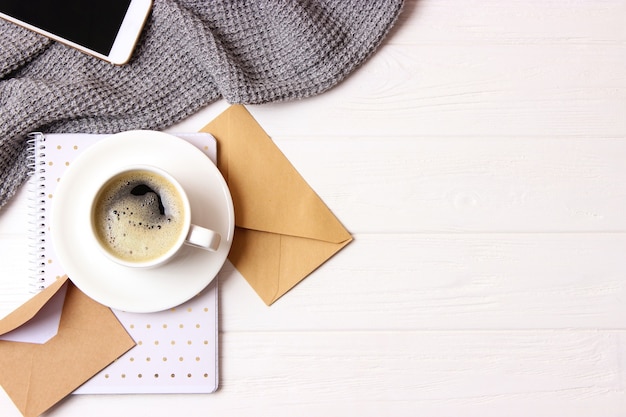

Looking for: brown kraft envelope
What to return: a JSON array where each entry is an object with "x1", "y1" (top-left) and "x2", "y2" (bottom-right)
[
  {"x1": 201, "y1": 105, "x2": 353, "y2": 305},
  {"x1": 0, "y1": 276, "x2": 135, "y2": 417}
]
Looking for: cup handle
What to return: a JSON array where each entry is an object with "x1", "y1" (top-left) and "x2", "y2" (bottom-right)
[{"x1": 185, "y1": 224, "x2": 221, "y2": 251}]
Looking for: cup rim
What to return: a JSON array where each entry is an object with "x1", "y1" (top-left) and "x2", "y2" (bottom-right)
[{"x1": 90, "y1": 164, "x2": 192, "y2": 269}]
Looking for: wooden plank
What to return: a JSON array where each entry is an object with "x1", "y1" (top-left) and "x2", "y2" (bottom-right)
[
  {"x1": 239, "y1": 1, "x2": 626, "y2": 139},
  {"x1": 220, "y1": 233, "x2": 626, "y2": 331},
  {"x1": 0, "y1": 185, "x2": 29, "y2": 235},
  {"x1": 273, "y1": 137, "x2": 626, "y2": 233},
  {"x1": 37, "y1": 331, "x2": 626, "y2": 417},
  {"x1": 249, "y1": 40, "x2": 626, "y2": 138},
  {"x1": 0, "y1": 239, "x2": 31, "y2": 319},
  {"x1": 392, "y1": 0, "x2": 626, "y2": 45},
  {"x1": 0, "y1": 185, "x2": 32, "y2": 318},
  {"x1": 214, "y1": 331, "x2": 626, "y2": 417}
]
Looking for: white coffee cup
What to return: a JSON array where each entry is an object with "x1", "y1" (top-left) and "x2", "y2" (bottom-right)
[{"x1": 90, "y1": 164, "x2": 220, "y2": 268}]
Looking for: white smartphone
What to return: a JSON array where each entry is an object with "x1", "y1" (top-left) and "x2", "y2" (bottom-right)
[{"x1": 0, "y1": 0, "x2": 152, "y2": 65}]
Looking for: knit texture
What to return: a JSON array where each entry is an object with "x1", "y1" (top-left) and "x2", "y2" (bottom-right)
[{"x1": 0, "y1": 0, "x2": 403, "y2": 209}]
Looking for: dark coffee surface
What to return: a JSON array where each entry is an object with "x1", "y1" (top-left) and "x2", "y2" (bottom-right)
[{"x1": 93, "y1": 170, "x2": 185, "y2": 263}]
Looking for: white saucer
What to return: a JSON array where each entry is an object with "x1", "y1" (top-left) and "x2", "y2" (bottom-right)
[{"x1": 51, "y1": 131, "x2": 235, "y2": 313}]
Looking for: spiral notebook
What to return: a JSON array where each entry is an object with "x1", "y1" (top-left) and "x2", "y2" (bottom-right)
[{"x1": 23, "y1": 132, "x2": 219, "y2": 394}]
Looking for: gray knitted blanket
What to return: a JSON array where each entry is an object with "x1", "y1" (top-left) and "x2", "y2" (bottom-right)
[{"x1": 0, "y1": 0, "x2": 403, "y2": 209}]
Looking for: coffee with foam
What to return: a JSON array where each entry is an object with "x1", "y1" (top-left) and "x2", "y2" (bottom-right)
[{"x1": 92, "y1": 169, "x2": 186, "y2": 263}]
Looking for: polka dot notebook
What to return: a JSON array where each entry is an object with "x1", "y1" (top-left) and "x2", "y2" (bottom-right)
[{"x1": 26, "y1": 132, "x2": 219, "y2": 394}]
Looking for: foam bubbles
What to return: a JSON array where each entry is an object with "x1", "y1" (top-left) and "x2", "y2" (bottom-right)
[{"x1": 93, "y1": 170, "x2": 186, "y2": 263}]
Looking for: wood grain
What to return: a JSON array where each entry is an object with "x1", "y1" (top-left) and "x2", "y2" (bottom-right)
[
  {"x1": 1, "y1": 0, "x2": 625, "y2": 415},
  {"x1": 274, "y1": 136, "x2": 626, "y2": 233},
  {"x1": 28, "y1": 331, "x2": 626, "y2": 417}
]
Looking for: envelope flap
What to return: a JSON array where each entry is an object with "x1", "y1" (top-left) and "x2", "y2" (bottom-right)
[
  {"x1": 0, "y1": 283, "x2": 135, "y2": 417},
  {"x1": 0, "y1": 276, "x2": 68, "y2": 336},
  {"x1": 201, "y1": 105, "x2": 352, "y2": 244},
  {"x1": 230, "y1": 228, "x2": 353, "y2": 305}
]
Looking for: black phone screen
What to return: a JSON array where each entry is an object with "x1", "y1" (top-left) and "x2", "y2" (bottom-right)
[{"x1": 0, "y1": 0, "x2": 132, "y2": 55}]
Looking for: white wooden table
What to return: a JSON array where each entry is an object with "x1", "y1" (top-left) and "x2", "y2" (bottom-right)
[{"x1": 2, "y1": 0, "x2": 626, "y2": 415}]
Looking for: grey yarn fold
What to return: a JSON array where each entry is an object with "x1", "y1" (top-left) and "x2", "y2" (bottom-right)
[{"x1": 0, "y1": 0, "x2": 403, "y2": 209}]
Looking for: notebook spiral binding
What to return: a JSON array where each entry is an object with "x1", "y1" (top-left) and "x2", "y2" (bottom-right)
[{"x1": 26, "y1": 132, "x2": 48, "y2": 293}]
